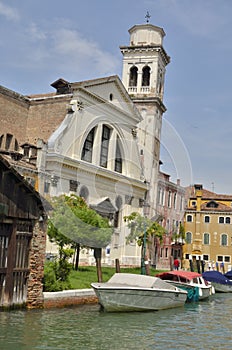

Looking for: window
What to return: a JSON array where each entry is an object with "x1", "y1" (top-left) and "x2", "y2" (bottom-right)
[
  {"x1": 185, "y1": 254, "x2": 190, "y2": 260},
  {"x1": 142, "y1": 66, "x2": 151, "y2": 86},
  {"x1": 204, "y1": 216, "x2": 210, "y2": 223},
  {"x1": 164, "y1": 248, "x2": 168, "y2": 258},
  {"x1": 5, "y1": 133, "x2": 13, "y2": 150},
  {"x1": 129, "y1": 66, "x2": 138, "y2": 86},
  {"x1": 44, "y1": 182, "x2": 50, "y2": 194},
  {"x1": 186, "y1": 215, "x2": 192, "y2": 222},
  {"x1": 203, "y1": 254, "x2": 209, "y2": 261},
  {"x1": 100, "y1": 125, "x2": 111, "y2": 168},
  {"x1": 173, "y1": 193, "x2": 177, "y2": 209},
  {"x1": 186, "y1": 232, "x2": 192, "y2": 244},
  {"x1": 206, "y1": 200, "x2": 218, "y2": 208},
  {"x1": 69, "y1": 180, "x2": 79, "y2": 192},
  {"x1": 191, "y1": 201, "x2": 196, "y2": 207},
  {"x1": 180, "y1": 197, "x2": 183, "y2": 211},
  {"x1": 114, "y1": 138, "x2": 122, "y2": 173},
  {"x1": 217, "y1": 255, "x2": 223, "y2": 262},
  {"x1": 221, "y1": 234, "x2": 228, "y2": 246},
  {"x1": 203, "y1": 233, "x2": 210, "y2": 245},
  {"x1": 219, "y1": 216, "x2": 224, "y2": 224},
  {"x1": 161, "y1": 189, "x2": 165, "y2": 206},
  {"x1": 226, "y1": 217, "x2": 231, "y2": 224},
  {"x1": 160, "y1": 248, "x2": 163, "y2": 258},
  {"x1": 225, "y1": 256, "x2": 231, "y2": 263},
  {"x1": 168, "y1": 191, "x2": 172, "y2": 208},
  {"x1": 158, "y1": 187, "x2": 161, "y2": 205},
  {"x1": 81, "y1": 128, "x2": 95, "y2": 163}
]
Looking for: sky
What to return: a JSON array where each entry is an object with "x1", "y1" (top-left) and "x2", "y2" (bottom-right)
[{"x1": 1, "y1": 0, "x2": 232, "y2": 194}]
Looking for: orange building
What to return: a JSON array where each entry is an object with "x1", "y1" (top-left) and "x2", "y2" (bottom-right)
[{"x1": 183, "y1": 184, "x2": 232, "y2": 272}]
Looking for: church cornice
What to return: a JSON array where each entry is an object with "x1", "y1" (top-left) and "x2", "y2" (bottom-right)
[
  {"x1": 132, "y1": 96, "x2": 167, "y2": 113},
  {"x1": 120, "y1": 45, "x2": 170, "y2": 66}
]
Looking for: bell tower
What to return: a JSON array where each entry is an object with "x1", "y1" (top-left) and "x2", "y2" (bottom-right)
[{"x1": 120, "y1": 23, "x2": 170, "y2": 218}]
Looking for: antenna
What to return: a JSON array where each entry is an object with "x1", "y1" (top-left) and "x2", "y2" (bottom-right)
[{"x1": 211, "y1": 182, "x2": 215, "y2": 192}]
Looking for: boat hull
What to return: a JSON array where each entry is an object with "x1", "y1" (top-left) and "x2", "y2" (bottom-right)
[
  {"x1": 210, "y1": 282, "x2": 232, "y2": 293},
  {"x1": 91, "y1": 284, "x2": 187, "y2": 312}
]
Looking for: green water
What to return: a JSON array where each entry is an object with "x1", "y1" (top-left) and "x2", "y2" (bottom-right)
[{"x1": 0, "y1": 293, "x2": 232, "y2": 350}]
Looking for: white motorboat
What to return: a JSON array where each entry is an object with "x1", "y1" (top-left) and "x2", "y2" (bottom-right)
[
  {"x1": 91, "y1": 273, "x2": 187, "y2": 312},
  {"x1": 157, "y1": 270, "x2": 215, "y2": 301}
]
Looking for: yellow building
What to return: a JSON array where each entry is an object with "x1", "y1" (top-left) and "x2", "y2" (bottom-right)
[{"x1": 183, "y1": 184, "x2": 232, "y2": 272}]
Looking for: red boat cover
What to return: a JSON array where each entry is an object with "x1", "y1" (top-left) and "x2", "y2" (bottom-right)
[{"x1": 157, "y1": 271, "x2": 201, "y2": 281}]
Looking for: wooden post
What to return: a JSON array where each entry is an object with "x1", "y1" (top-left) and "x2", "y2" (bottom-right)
[
  {"x1": 4, "y1": 221, "x2": 16, "y2": 306},
  {"x1": 115, "y1": 259, "x2": 120, "y2": 273},
  {"x1": 94, "y1": 248, "x2": 102, "y2": 283}
]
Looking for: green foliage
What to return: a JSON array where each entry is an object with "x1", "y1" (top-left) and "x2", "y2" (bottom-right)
[
  {"x1": 124, "y1": 212, "x2": 166, "y2": 247},
  {"x1": 48, "y1": 194, "x2": 113, "y2": 248},
  {"x1": 172, "y1": 222, "x2": 185, "y2": 242},
  {"x1": 43, "y1": 261, "x2": 72, "y2": 292},
  {"x1": 45, "y1": 194, "x2": 114, "y2": 291}
]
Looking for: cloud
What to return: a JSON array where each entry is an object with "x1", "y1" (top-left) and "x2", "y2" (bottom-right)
[
  {"x1": 0, "y1": 2, "x2": 20, "y2": 21},
  {"x1": 9, "y1": 24, "x2": 119, "y2": 80},
  {"x1": 50, "y1": 28, "x2": 119, "y2": 75}
]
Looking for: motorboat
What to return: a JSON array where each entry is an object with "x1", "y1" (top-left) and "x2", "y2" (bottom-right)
[
  {"x1": 91, "y1": 273, "x2": 187, "y2": 312},
  {"x1": 203, "y1": 270, "x2": 232, "y2": 293},
  {"x1": 157, "y1": 270, "x2": 215, "y2": 302},
  {"x1": 224, "y1": 270, "x2": 232, "y2": 281}
]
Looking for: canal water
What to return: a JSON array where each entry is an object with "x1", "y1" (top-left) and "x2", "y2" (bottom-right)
[{"x1": 1, "y1": 292, "x2": 232, "y2": 350}]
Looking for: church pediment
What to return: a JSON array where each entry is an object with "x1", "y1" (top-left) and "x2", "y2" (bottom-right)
[{"x1": 90, "y1": 197, "x2": 117, "y2": 215}]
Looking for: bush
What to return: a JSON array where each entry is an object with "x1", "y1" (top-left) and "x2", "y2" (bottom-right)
[{"x1": 43, "y1": 261, "x2": 71, "y2": 292}]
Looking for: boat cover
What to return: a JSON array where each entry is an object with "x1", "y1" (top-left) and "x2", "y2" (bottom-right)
[
  {"x1": 203, "y1": 271, "x2": 232, "y2": 285},
  {"x1": 157, "y1": 270, "x2": 201, "y2": 282},
  {"x1": 224, "y1": 270, "x2": 232, "y2": 280},
  {"x1": 106, "y1": 273, "x2": 179, "y2": 291}
]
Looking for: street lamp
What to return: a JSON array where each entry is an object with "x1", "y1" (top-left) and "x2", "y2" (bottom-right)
[
  {"x1": 141, "y1": 220, "x2": 147, "y2": 275},
  {"x1": 141, "y1": 201, "x2": 150, "y2": 275}
]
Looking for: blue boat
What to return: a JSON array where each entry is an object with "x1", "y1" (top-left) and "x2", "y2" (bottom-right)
[{"x1": 203, "y1": 271, "x2": 232, "y2": 293}]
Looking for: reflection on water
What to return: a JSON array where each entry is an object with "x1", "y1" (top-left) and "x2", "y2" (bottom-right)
[{"x1": 1, "y1": 293, "x2": 232, "y2": 350}]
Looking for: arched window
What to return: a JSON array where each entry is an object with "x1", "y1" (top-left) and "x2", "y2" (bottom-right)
[
  {"x1": 129, "y1": 66, "x2": 138, "y2": 87},
  {"x1": 186, "y1": 215, "x2": 193, "y2": 222},
  {"x1": 203, "y1": 233, "x2": 210, "y2": 245},
  {"x1": 221, "y1": 234, "x2": 228, "y2": 246},
  {"x1": 100, "y1": 125, "x2": 111, "y2": 168},
  {"x1": 142, "y1": 66, "x2": 150, "y2": 86},
  {"x1": 186, "y1": 232, "x2": 192, "y2": 244},
  {"x1": 204, "y1": 216, "x2": 210, "y2": 223},
  {"x1": 81, "y1": 127, "x2": 95, "y2": 163},
  {"x1": 114, "y1": 137, "x2": 122, "y2": 173}
]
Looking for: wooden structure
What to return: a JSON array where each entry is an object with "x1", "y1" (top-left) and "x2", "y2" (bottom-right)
[{"x1": 0, "y1": 155, "x2": 47, "y2": 309}]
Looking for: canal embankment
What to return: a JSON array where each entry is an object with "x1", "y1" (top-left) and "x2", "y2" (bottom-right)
[{"x1": 43, "y1": 289, "x2": 98, "y2": 308}]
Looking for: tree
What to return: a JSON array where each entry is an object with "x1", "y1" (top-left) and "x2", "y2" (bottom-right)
[
  {"x1": 47, "y1": 194, "x2": 113, "y2": 285},
  {"x1": 124, "y1": 212, "x2": 166, "y2": 274}
]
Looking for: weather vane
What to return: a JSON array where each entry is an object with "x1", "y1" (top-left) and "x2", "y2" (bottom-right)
[{"x1": 145, "y1": 11, "x2": 151, "y2": 23}]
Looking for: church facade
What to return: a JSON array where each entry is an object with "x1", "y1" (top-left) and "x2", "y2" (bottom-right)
[{"x1": 0, "y1": 22, "x2": 175, "y2": 266}]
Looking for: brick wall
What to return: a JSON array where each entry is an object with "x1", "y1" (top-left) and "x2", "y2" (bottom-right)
[
  {"x1": 0, "y1": 89, "x2": 29, "y2": 145},
  {"x1": 27, "y1": 97, "x2": 70, "y2": 144},
  {"x1": 27, "y1": 221, "x2": 47, "y2": 309}
]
